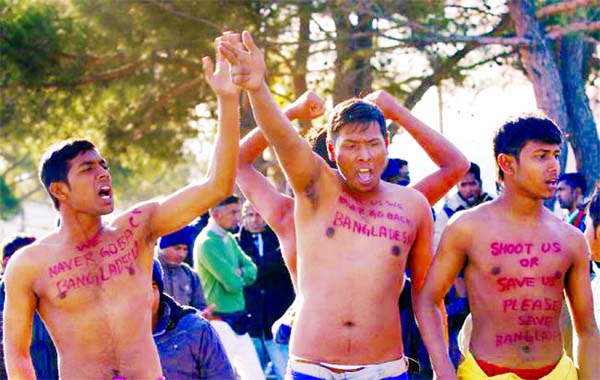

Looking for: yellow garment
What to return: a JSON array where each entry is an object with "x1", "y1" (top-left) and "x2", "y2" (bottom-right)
[{"x1": 457, "y1": 351, "x2": 578, "y2": 380}]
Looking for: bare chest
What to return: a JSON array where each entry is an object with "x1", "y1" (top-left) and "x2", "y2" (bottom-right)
[
  {"x1": 35, "y1": 228, "x2": 149, "y2": 307},
  {"x1": 300, "y1": 194, "x2": 419, "y2": 270}
]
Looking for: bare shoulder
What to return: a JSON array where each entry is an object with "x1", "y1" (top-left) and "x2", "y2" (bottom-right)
[
  {"x1": 385, "y1": 182, "x2": 428, "y2": 206},
  {"x1": 3, "y1": 236, "x2": 54, "y2": 287},
  {"x1": 543, "y1": 210, "x2": 589, "y2": 257},
  {"x1": 109, "y1": 200, "x2": 156, "y2": 233},
  {"x1": 446, "y1": 199, "x2": 498, "y2": 233}
]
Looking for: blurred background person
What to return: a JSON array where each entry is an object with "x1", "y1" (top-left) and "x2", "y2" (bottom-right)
[
  {"x1": 157, "y1": 227, "x2": 214, "y2": 316},
  {"x1": 0, "y1": 234, "x2": 58, "y2": 380},
  {"x1": 236, "y1": 200, "x2": 294, "y2": 380},
  {"x1": 194, "y1": 195, "x2": 263, "y2": 380},
  {"x1": 556, "y1": 172, "x2": 588, "y2": 232},
  {"x1": 151, "y1": 259, "x2": 235, "y2": 380}
]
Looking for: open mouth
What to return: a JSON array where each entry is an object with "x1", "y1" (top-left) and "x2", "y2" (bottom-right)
[
  {"x1": 356, "y1": 168, "x2": 372, "y2": 184},
  {"x1": 98, "y1": 185, "x2": 112, "y2": 200}
]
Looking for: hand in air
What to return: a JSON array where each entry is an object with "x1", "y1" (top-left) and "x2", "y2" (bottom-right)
[
  {"x1": 291, "y1": 91, "x2": 326, "y2": 120},
  {"x1": 217, "y1": 31, "x2": 266, "y2": 91},
  {"x1": 203, "y1": 33, "x2": 240, "y2": 98},
  {"x1": 364, "y1": 90, "x2": 403, "y2": 121}
]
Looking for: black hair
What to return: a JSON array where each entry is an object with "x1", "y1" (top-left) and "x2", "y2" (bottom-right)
[
  {"x1": 493, "y1": 114, "x2": 562, "y2": 181},
  {"x1": 558, "y1": 172, "x2": 587, "y2": 197},
  {"x1": 468, "y1": 162, "x2": 482, "y2": 184},
  {"x1": 39, "y1": 139, "x2": 96, "y2": 210},
  {"x1": 1, "y1": 234, "x2": 36, "y2": 266},
  {"x1": 305, "y1": 125, "x2": 336, "y2": 168},
  {"x1": 327, "y1": 98, "x2": 386, "y2": 142},
  {"x1": 212, "y1": 194, "x2": 240, "y2": 210}
]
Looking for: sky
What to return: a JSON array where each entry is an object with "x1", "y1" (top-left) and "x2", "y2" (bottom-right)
[{"x1": 389, "y1": 63, "x2": 599, "y2": 211}]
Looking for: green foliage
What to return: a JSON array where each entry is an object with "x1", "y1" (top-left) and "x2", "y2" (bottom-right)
[
  {"x1": 0, "y1": 176, "x2": 20, "y2": 220},
  {"x1": 1, "y1": 0, "x2": 264, "y2": 206},
  {"x1": 1, "y1": 0, "x2": 597, "y2": 209}
]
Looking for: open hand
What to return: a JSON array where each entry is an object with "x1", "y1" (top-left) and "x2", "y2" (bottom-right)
[
  {"x1": 203, "y1": 33, "x2": 240, "y2": 98},
  {"x1": 218, "y1": 31, "x2": 266, "y2": 91},
  {"x1": 290, "y1": 91, "x2": 325, "y2": 120}
]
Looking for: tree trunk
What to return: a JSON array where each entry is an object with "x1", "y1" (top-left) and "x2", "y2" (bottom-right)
[
  {"x1": 508, "y1": 0, "x2": 570, "y2": 172},
  {"x1": 559, "y1": 35, "x2": 600, "y2": 193},
  {"x1": 293, "y1": 6, "x2": 312, "y2": 132},
  {"x1": 332, "y1": 10, "x2": 374, "y2": 104}
]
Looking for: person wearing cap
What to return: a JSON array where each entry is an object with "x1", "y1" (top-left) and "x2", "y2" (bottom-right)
[
  {"x1": 158, "y1": 226, "x2": 213, "y2": 315},
  {"x1": 151, "y1": 259, "x2": 235, "y2": 380}
]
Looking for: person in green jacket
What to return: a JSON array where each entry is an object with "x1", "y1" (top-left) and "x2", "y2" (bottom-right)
[{"x1": 194, "y1": 194, "x2": 264, "y2": 380}]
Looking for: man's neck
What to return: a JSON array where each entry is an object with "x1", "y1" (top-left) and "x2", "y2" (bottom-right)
[
  {"x1": 497, "y1": 190, "x2": 545, "y2": 220},
  {"x1": 208, "y1": 219, "x2": 228, "y2": 237},
  {"x1": 58, "y1": 210, "x2": 104, "y2": 245}
]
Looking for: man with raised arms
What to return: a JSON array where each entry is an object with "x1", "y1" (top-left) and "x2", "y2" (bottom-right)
[
  {"x1": 221, "y1": 31, "x2": 467, "y2": 380},
  {"x1": 237, "y1": 89, "x2": 470, "y2": 289},
  {"x1": 418, "y1": 114, "x2": 600, "y2": 379},
  {"x1": 2, "y1": 35, "x2": 241, "y2": 380}
]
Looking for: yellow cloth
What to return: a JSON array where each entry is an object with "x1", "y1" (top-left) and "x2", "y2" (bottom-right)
[{"x1": 457, "y1": 351, "x2": 578, "y2": 380}]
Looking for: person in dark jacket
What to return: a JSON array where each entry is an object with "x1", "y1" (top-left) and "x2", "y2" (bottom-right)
[
  {"x1": 158, "y1": 227, "x2": 214, "y2": 316},
  {"x1": 152, "y1": 259, "x2": 235, "y2": 380},
  {"x1": 236, "y1": 201, "x2": 295, "y2": 379},
  {"x1": 0, "y1": 234, "x2": 58, "y2": 380}
]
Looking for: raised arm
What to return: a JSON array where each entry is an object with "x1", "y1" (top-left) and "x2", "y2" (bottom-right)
[
  {"x1": 365, "y1": 90, "x2": 469, "y2": 205},
  {"x1": 565, "y1": 234, "x2": 600, "y2": 378},
  {"x1": 414, "y1": 212, "x2": 469, "y2": 380},
  {"x1": 237, "y1": 91, "x2": 325, "y2": 234},
  {"x1": 148, "y1": 35, "x2": 240, "y2": 239},
  {"x1": 3, "y1": 250, "x2": 38, "y2": 379},
  {"x1": 219, "y1": 31, "x2": 327, "y2": 196}
]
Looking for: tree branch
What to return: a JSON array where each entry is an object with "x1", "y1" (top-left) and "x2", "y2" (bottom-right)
[
  {"x1": 536, "y1": 0, "x2": 598, "y2": 18},
  {"x1": 404, "y1": 12, "x2": 513, "y2": 109},
  {"x1": 142, "y1": 76, "x2": 204, "y2": 123},
  {"x1": 141, "y1": 0, "x2": 222, "y2": 31},
  {"x1": 545, "y1": 20, "x2": 600, "y2": 39}
]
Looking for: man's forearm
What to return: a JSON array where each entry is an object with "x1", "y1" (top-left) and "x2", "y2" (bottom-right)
[
  {"x1": 6, "y1": 353, "x2": 36, "y2": 380},
  {"x1": 413, "y1": 298, "x2": 456, "y2": 378},
  {"x1": 247, "y1": 83, "x2": 299, "y2": 154},
  {"x1": 576, "y1": 332, "x2": 600, "y2": 378},
  {"x1": 206, "y1": 95, "x2": 240, "y2": 194},
  {"x1": 239, "y1": 100, "x2": 311, "y2": 166}
]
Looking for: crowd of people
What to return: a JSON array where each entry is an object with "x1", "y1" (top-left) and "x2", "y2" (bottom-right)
[{"x1": 0, "y1": 31, "x2": 599, "y2": 380}]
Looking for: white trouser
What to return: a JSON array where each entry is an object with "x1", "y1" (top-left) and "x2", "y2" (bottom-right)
[{"x1": 211, "y1": 320, "x2": 266, "y2": 380}]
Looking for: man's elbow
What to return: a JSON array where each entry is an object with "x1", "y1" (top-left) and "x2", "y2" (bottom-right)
[{"x1": 206, "y1": 174, "x2": 236, "y2": 204}]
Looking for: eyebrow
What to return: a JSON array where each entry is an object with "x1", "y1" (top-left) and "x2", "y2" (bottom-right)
[
  {"x1": 532, "y1": 149, "x2": 560, "y2": 154},
  {"x1": 78, "y1": 158, "x2": 108, "y2": 168}
]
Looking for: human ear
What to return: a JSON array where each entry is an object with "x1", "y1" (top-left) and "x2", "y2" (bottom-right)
[
  {"x1": 49, "y1": 182, "x2": 69, "y2": 203},
  {"x1": 326, "y1": 138, "x2": 336, "y2": 163},
  {"x1": 497, "y1": 153, "x2": 515, "y2": 177}
]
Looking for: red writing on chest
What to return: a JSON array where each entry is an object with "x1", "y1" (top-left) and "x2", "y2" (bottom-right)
[
  {"x1": 502, "y1": 297, "x2": 561, "y2": 312},
  {"x1": 332, "y1": 211, "x2": 413, "y2": 244},
  {"x1": 496, "y1": 276, "x2": 535, "y2": 292},
  {"x1": 517, "y1": 315, "x2": 554, "y2": 326},
  {"x1": 490, "y1": 241, "x2": 561, "y2": 256},
  {"x1": 55, "y1": 241, "x2": 140, "y2": 294},
  {"x1": 76, "y1": 234, "x2": 101, "y2": 252},
  {"x1": 337, "y1": 196, "x2": 411, "y2": 226},
  {"x1": 495, "y1": 329, "x2": 561, "y2": 347}
]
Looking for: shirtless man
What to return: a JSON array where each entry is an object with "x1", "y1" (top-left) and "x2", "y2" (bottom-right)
[
  {"x1": 418, "y1": 114, "x2": 600, "y2": 379},
  {"x1": 2, "y1": 36, "x2": 240, "y2": 380},
  {"x1": 238, "y1": 89, "x2": 470, "y2": 286},
  {"x1": 222, "y1": 31, "x2": 466, "y2": 379}
]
